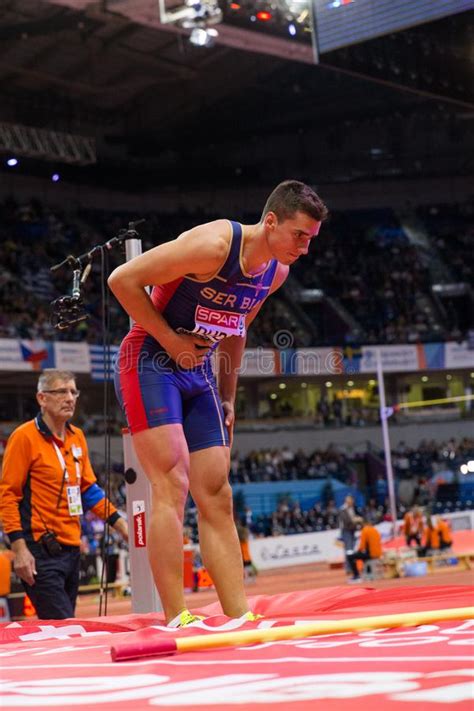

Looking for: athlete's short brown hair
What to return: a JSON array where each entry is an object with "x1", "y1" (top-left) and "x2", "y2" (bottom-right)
[{"x1": 262, "y1": 180, "x2": 328, "y2": 223}]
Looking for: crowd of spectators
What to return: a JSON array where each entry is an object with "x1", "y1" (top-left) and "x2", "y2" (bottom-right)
[
  {"x1": 416, "y1": 202, "x2": 474, "y2": 341},
  {"x1": 244, "y1": 496, "x2": 391, "y2": 539},
  {"x1": 418, "y1": 203, "x2": 473, "y2": 286},
  {"x1": 1, "y1": 196, "x2": 472, "y2": 348},
  {"x1": 2, "y1": 435, "x2": 471, "y2": 551},
  {"x1": 293, "y1": 209, "x2": 443, "y2": 344},
  {"x1": 391, "y1": 436, "x2": 474, "y2": 480},
  {"x1": 229, "y1": 445, "x2": 356, "y2": 484}
]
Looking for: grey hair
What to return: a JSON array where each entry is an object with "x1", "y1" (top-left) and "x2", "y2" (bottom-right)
[{"x1": 37, "y1": 369, "x2": 76, "y2": 393}]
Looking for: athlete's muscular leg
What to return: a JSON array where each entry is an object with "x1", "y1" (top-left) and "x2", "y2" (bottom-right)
[
  {"x1": 189, "y1": 446, "x2": 249, "y2": 617},
  {"x1": 132, "y1": 424, "x2": 190, "y2": 623}
]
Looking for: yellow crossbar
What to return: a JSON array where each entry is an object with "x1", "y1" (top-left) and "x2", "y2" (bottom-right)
[{"x1": 396, "y1": 394, "x2": 474, "y2": 409}]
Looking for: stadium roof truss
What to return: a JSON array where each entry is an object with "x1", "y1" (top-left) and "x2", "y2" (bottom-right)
[{"x1": 0, "y1": 121, "x2": 96, "y2": 165}]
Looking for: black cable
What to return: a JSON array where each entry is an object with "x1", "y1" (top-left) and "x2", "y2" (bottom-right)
[
  {"x1": 104, "y1": 247, "x2": 114, "y2": 614},
  {"x1": 98, "y1": 245, "x2": 113, "y2": 617}
]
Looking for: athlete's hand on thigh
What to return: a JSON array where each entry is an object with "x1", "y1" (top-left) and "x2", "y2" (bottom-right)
[
  {"x1": 222, "y1": 400, "x2": 235, "y2": 448},
  {"x1": 165, "y1": 332, "x2": 213, "y2": 368}
]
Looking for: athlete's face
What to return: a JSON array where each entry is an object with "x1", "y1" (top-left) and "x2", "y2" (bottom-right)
[
  {"x1": 265, "y1": 210, "x2": 321, "y2": 265},
  {"x1": 37, "y1": 378, "x2": 78, "y2": 422}
]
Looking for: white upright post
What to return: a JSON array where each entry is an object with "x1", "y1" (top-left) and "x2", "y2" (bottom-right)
[
  {"x1": 376, "y1": 348, "x2": 398, "y2": 539},
  {"x1": 123, "y1": 431, "x2": 161, "y2": 613},
  {"x1": 122, "y1": 237, "x2": 162, "y2": 613}
]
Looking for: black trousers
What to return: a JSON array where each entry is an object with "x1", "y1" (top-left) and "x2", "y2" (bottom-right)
[
  {"x1": 22, "y1": 542, "x2": 81, "y2": 619},
  {"x1": 346, "y1": 551, "x2": 370, "y2": 579}
]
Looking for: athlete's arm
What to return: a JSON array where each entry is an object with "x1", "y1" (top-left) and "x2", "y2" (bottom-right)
[
  {"x1": 217, "y1": 263, "x2": 289, "y2": 444},
  {"x1": 108, "y1": 221, "x2": 229, "y2": 365}
]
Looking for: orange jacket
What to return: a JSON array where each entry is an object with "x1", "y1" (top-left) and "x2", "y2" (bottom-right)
[
  {"x1": 358, "y1": 524, "x2": 382, "y2": 559},
  {"x1": 402, "y1": 511, "x2": 424, "y2": 537},
  {"x1": 0, "y1": 414, "x2": 119, "y2": 547},
  {"x1": 437, "y1": 519, "x2": 452, "y2": 546},
  {"x1": 423, "y1": 525, "x2": 440, "y2": 550},
  {"x1": 240, "y1": 539, "x2": 252, "y2": 564}
]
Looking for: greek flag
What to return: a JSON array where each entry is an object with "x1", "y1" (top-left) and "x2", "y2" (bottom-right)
[{"x1": 89, "y1": 344, "x2": 119, "y2": 381}]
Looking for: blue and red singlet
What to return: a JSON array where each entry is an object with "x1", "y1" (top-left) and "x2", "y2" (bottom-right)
[{"x1": 114, "y1": 221, "x2": 278, "y2": 451}]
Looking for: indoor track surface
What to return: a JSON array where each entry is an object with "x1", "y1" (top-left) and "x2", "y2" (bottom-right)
[
  {"x1": 2, "y1": 562, "x2": 472, "y2": 711},
  {"x1": 75, "y1": 560, "x2": 474, "y2": 618}
]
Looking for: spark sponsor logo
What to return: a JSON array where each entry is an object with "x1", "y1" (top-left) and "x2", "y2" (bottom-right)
[
  {"x1": 196, "y1": 306, "x2": 245, "y2": 334},
  {"x1": 132, "y1": 500, "x2": 146, "y2": 548}
]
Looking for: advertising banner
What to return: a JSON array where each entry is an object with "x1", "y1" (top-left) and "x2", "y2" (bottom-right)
[
  {"x1": 445, "y1": 341, "x2": 474, "y2": 369},
  {"x1": 360, "y1": 345, "x2": 419, "y2": 373},
  {"x1": 295, "y1": 347, "x2": 343, "y2": 376},
  {"x1": 0, "y1": 339, "x2": 473, "y2": 376},
  {"x1": 240, "y1": 348, "x2": 277, "y2": 377},
  {"x1": 249, "y1": 528, "x2": 343, "y2": 570},
  {"x1": 55, "y1": 342, "x2": 91, "y2": 373}
]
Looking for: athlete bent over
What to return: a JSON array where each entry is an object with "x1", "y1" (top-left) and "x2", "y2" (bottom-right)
[{"x1": 108, "y1": 180, "x2": 328, "y2": 626}]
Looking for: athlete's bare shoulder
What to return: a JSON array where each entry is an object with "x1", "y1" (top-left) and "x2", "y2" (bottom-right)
[
  {"x1": 178, "y1": 219, "x2": 232, "y2": 279},
  {"x1": 108, "y1": 219, "x2": 236, "y2": 289}
]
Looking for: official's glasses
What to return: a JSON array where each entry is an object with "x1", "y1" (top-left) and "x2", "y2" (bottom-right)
[{"x1": 42, "y1": 388, "x2": 80, "y2": 398}]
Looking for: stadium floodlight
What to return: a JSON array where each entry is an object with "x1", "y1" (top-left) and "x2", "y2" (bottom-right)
[
  {"x1": 189, "y1": 26, "x2": 219, "y2": 46},
  {"x1": 159, "y1": 0, "x2": 222, "y2": 24},
  {"x1": 159, "y1": 0, "x2": 222, "y2": 46}
]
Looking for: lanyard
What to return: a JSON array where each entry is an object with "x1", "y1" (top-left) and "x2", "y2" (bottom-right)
[
  {"x1": 52, "y1": 441, "x2": 81, "y2": 485},
  {"x1": 52, "y1": 441, "x2": 82, "y2": 511}
]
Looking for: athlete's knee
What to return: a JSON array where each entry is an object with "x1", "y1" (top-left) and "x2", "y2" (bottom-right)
[
  {"x1": 150, "y1": 463, "x2": 189, "y2": 508},
  {"x1": 197, "y1": 478, "x2": 233, "y2": 516}
]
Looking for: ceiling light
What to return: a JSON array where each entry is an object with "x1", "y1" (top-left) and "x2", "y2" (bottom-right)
[{"x1": 189, "y1": 26, "x2": 218, "y2": 46}]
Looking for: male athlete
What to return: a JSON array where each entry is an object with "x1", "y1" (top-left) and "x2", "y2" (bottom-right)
[{"x1": 109, "y1": 180, "x2": 328, "y2": 626}]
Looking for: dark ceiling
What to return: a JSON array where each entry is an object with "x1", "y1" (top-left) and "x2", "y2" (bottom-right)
[{"x1": 0, "y1": 0, "x2": 472, "y2": 189}]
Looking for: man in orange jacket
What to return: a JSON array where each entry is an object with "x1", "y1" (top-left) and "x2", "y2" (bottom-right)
[
  {"x1": 401, "y1": 506, "x2": 425, "y2": 547},
  {"x1": 346, "y1": 518, "x2": 383, "y2": 582},
  {"x1": 418, "y1": 514, "x2": 441, "y2": 557},
  {"x1": 437, "y1": 517, "x2": 453, "y2": 550},
  {"x1": 0, "y1": 369, "x2": 128, "y2": 619}
]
